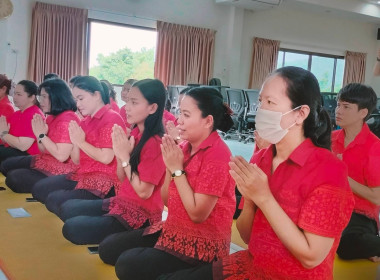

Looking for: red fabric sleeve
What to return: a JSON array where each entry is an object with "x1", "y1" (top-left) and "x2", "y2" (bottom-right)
[
  {"x1": 298, "y1": 184, "x2": 354, "y2": 237},
  {"x1": 365, "y1": 142, "x2": 380, "y2": 187},
  {"x1": 138, "y1": 137, "x2": 165, "y2": 185}
]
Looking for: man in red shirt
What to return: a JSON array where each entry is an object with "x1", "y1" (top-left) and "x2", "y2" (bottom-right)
[{"x1": 332, "y1": 83, "x2": 380, "y2": 262}]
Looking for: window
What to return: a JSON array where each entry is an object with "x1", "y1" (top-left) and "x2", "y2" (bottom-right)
[
  {"x1": 88, "y1": 20, "x2": 157, "y2": 86},
  {"x1": 277, "y1": 49, "x2": 345, "y2": 93}
]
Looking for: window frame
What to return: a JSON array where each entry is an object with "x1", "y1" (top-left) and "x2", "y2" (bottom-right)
[
  {"x1": 278, "y1": 48, "x2": 344, "y2": 93},
  {"x1": 86, "y1": 18, "x2": 157, "y2": 83}
]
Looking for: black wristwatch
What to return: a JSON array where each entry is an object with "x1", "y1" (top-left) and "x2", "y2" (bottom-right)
[
  {"x1": 171, "y1": 170, "x2": 186, "y2": 179},
  {"x1": 38, "y1": 133, "x2": 47, "y2": 143}
]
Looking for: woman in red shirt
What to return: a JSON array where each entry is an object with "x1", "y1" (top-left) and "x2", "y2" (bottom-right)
[
  {"x1": 59, "y1": 79, "x2": 166, "y2": 245},
  {"x1": 204, "y1": 66, "x2": 354, "y2": 280},
  {"x1": 0, "y1": 80, "x2": 44, "y2": 163},
  {"x1": 0, "y1": 78, "x2": 79, "y2": 193},
  {"x1": 100, "y1": 87, "x2": 236, "y2": 279},
  {"x1": 119, "y1": 79, "x2": 138, "y2": 129},
  {"x1": 332, "y1": 83, "x2": 380, "y2": 262},
  {"x1": 31, "y1": 76, "x2": 125, "y2": 215},
  {"x1": 0, "y1": 74, "x2": 15, "y2": 123}
]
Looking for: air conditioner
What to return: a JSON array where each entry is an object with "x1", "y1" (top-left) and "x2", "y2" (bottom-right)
[{"x1": 215, "y1": 0, "x2": 282, "y2": 11}]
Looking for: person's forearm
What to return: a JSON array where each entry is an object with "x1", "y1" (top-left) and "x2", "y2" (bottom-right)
[
  {"x1": 77, "y1": 141, "x2": 114, "y2": 164},
  {"x1": 349, "y1": 177, "x2": 380, "y2": 205}
]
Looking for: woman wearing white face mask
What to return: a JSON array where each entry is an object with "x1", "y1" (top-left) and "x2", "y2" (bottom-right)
[{"x1": 169, "y1": 67, "x2": 355, "y2": 280}]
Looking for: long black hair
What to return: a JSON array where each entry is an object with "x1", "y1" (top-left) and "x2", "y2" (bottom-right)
[
  {"x1": 184, "y1": 87, "x2": 233, "y2": 133},
  {"x1": 129, "y1": 79, "x2": 166, "y2": 175},
  {"x1": 38, "y1": 78, "x2": 77, "y2": 115},
  {"x1": 272, "y1": 66, "x2": 331, "y2": 150}
]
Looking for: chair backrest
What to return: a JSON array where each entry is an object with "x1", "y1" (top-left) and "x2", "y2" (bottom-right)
[
  {"x1": 167, "y1": 85, "x2": 188, "y2": 107},
  {"x1": 226, "y1": 88, "x2": 246, "y2": 116},
  {"x1": 243, "y1": 89, "x2": 260, "y2": 115}
]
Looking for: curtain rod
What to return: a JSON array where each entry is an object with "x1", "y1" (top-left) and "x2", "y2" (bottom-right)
[{"x1": 88, "y1": 8, "x2": 157, "y2": 22}]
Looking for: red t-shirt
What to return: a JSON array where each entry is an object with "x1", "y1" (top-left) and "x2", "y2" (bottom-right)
[
  {"x1": 153, "y1": 131, "x2": 236, "y2": 264},
  {"x1": 110, "y1": 99, "x2": 120, "y2": 114},
  {"x1": 119, "y1": 105, "x2": 131, "y2": 129},
  {"x1": 0, "y1": 96, "x2": 15, "y2": 121},
  {"x1": 6, "y1": 105, "x2": 44, "y2": 155},
  {"x1": 69, "y1": 105, "x2": 126, "y2": 198},
  {"x1": 215, "y1": 139, "x2": 354, "y2": 280},
  {"x1": 31, "y1": 111, "x2": 80, "y2": 175},
  {"x1": 104, "y1": 127, "x2": 165, "y2": 229},
  {"x1": 332, "y1": 123, "x2": 380, "y2": 227},
  {"x1": 0, "y1": 96, "x2": 15, "y2": 145}
]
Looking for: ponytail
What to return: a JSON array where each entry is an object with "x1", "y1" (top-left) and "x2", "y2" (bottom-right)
[
  {"x1": 305, "y1": 106, "x2": 331, "y2": 150},
  {"x1": 185, "y1": 87, "x2": 234, "y2": 133}
]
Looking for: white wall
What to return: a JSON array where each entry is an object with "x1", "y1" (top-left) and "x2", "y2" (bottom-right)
[
  {"x1": 240, "y1": 7, "x2": 380, "y2": 93},
  {"x1": 1, "y1": 0, "x2": 379, "y2": 95}
]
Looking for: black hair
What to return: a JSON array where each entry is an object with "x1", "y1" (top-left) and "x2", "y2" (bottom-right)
[
  {"x1": 185, "y1": 87, "x2": 233, "y2": 133},
  {"x1": 100, "y1": 79, "x2": 117, "y2": 101},
  {"x1": 18, "y1": 80, "x2": 40, "y2": 107},
  {"x1": 337, "y1": 83, "x2": 377, "y2": 121},
  {"x1": 125, "y1": 79, "x2": 138, "y2": 86},
  {"x1": 0, "y1": 74, "x2": 12, "y2": 95},
  {"x1": 43, "y1": 73, "x2": 60, "y2": 81},
  {"x1": 38, "y1": 78, "x2": 77, "y2": 115},
  {"x1": 129, "y1": 79, "x2": 166, "y2": 176},
  {"x1": 272, "y1": 66, "x2": 331, "y2": 150},
  {"x1": 69, "y1": 75, "x2": 81, "y2": 85},
  {"x1": 72, "y1": 76, "x2": 110, "y2": 105}
]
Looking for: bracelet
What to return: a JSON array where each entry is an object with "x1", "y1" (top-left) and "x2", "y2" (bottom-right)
[{"x1": 0, "y1": 130, "x2": 9, "y2": 139}]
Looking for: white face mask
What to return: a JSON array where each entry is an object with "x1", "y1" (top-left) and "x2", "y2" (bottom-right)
[{"x1": 255, "y1": 106, "x2": 301, "y2": 144}]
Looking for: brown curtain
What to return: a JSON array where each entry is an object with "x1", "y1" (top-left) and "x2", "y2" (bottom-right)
[
  {"x1": 28, "y1": 2, "x2": 88, "y2": 83},
  {"x1": 154, "y1": 21, "x2": 216, "y2": 86},
  {"x1": 248, "y1": 37, "x2": 280, "y2": 89},
  {"x1": 343, "y1": 51, "x2": 366, "y2": 86}
]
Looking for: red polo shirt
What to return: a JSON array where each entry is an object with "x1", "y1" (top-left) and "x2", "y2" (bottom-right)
[
  {"x1": 332, "y1": 123, "x2": 380, "y2": 227},
  {"x1": 110, "y1": 99, "x2": 120, "y2": 114},
  {"x1": 153, "y1": 131, "x2": 236, "y2": 264},
  {"x1": 119, "y1": 105, "x2": 131, "y2": 128},
  {"x1": 31, "y1": 111, "x2": 80, "y2": 175},
  {"x1": 104, "y1": 127, "x2": 165, "y2": 229},
  {"x1": 6, "y1": 105, "x2": 44, "y2": 155},
  {"x1": 0, "y1": 96, "x2": 15, "y2": 121},
  {"x1": 215, "y1": 139, "x2": 354, "y2": 280},
  {"x1": 69, "y1": 105, "x2": 126, "y2": 198}
]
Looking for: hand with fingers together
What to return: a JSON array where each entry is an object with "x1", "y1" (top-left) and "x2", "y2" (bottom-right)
[
  {"x1": 229, "y1": 156, "x2": 271, "y2": 207},
  {"x1": 31, "y1": 114, "x2": 48, "y2": 138},
  {"x1": 68, "y1": 120, "x2": 85, "y2": 146},
  {"x1": 112, "y1": 124, "x2": 133, "y2": 162},
  {"x1": 0, "y1": 115, "x2": 10, "y2": 133},
  {"x1": 160, "y1": 134, "x2": 184, "y2": 173}
]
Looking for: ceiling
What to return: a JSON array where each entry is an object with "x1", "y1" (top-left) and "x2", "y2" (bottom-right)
[{"x1": 215, "y1": 0, "x2": 380, "y2": 23}]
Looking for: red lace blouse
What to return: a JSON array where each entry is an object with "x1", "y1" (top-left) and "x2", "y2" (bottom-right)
[
  {"x1": 152, "y1": 131, "x2": 236, "y2": 264},
  {"x1": 332, "y1": 124, "x2": 380, "y2": 227},
  {"x1": 104, "y1": 127, "x2": 166, "y2": 229},
  {"x1": 214, "y1": 139, "x2": 354, "y2": 280},
  {"x1": 69, "y1": 105, "x2": 125, "y2": 197},
  {"x1": 31, "y1": 111, "x2": 80, "y2": 175}
]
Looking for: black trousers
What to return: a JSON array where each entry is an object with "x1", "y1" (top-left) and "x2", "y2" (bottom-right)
[
  {"x1": 99, "y1": 227, "x2": 161, "y2": 266},
  {"x1": 0, "y1": 146, "x2": 29, "y2": 164},
  {"x1": 31, "y1": 175, "x2": 77, "y2": 203},
  {"x1": 337, "y1": 212, "x2": 380, "y2": 260},
  {"x1": 61, "y1": 199, "x2": 127, "y2": 245},
  {"x1": 115, "y1": 247, "x2": 211, "y2": 280},
  {"x1": 2, "y1": 156, "x2": 48, "y2": 193},
  {"x1": 0, "y1": 155, "x2": 32, "y2": 176}
]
